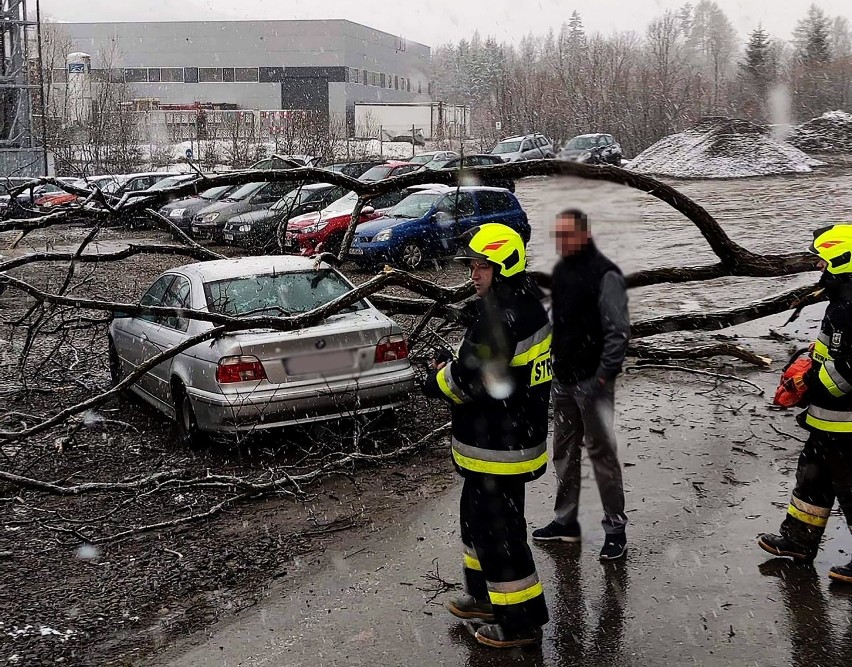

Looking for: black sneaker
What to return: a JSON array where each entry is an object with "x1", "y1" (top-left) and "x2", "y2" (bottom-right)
[
  {"x1": 532, "y1": 520, "x2": 581, "y2": 543},
  {"x1": 474, "y1": 623, "x2": 543, "y2": 648},
  {"x1": 829, "y1": 558, "x2": 852, "y2": 584},
  {"x1": 757, "y1": 533, "x2": 817, "y2": 562},
  {"x1": 599, "y1": 534, "x2": 627, "y2": 561},
  {"x1": 446, "y1": 594, "x2": 495, "y2": 622}
]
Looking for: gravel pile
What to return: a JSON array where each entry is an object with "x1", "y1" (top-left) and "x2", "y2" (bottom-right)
[
  {"x1": 629, "y1": 117, "x2": 824, "y2": 178},
  {"x1": 787, "y1": 110, "x2": 852, "y2": 153}
]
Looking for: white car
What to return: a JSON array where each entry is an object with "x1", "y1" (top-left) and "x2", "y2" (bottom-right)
[{"x1": 109, "y1": 256, "x2": 415, "y2": 445}]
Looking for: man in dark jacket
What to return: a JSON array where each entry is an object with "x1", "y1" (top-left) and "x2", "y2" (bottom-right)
[
  {"x1": 424, "y1": 223, "x2": 551, "y2": 648},
  {"x1": 532, "y1": 208, "x2": 631, "y2": 561},
  {"x1": 758, "y1": 224, "x2": 852, "y2": 584}
]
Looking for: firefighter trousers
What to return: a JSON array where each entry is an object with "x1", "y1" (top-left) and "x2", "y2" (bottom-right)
[
  {"x1": 780, "y1": 431, "x2": 852, "y2": 550},
  {"x1": 460, "y1": 474, "x2": 549, "y2": 631}
]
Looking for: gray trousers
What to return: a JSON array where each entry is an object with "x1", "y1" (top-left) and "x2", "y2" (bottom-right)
[{"x1": 552, "y1": 378, "x2": 628, "y2": 535}]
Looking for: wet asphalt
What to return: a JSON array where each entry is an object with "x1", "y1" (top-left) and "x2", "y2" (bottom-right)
[{"x1": 153, "y1": 172, "x2": 852, "y2": 665}]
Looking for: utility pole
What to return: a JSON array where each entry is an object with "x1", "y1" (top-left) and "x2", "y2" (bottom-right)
[
  {"x1": 379, "y1": 124, "x2": 383, "y2": 159},
  {"x1": 411, "y1": 124, "x2": 415, "y2": 158}
]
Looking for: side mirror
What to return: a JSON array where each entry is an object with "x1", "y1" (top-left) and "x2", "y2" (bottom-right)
[
  {"x1": 361, "y1": 205, "x2": 376, "y2": 216},
  {"x1": 432, "y1": 211, "x2": 453, "y2": 223}
]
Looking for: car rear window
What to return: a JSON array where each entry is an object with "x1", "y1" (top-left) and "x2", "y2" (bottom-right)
[
  {"x1": 477, "y1": 191, "x2": 517, "y2": 215},
  {"x1": 359, "y1": 165, "x2": 393, "y2": 181},
  {"x1": 203, "y1": 269, "x2": 367, "y2": 317}
]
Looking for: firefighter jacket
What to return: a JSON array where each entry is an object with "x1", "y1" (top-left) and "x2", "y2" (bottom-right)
[
  {"x1": 424, "y1": 277, "x2": 552, "y2": 481},
  {"x1": 805, "y1": 282, "x2": 852, "y2": 434}
]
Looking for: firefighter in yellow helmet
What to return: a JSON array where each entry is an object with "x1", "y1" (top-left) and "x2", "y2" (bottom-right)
[
  {"x1": 759, "y1": 224, "x2": 852, "y2": 584},
  {"x1": 424, "y1": 223, "x2": 551, "y2": 648}
]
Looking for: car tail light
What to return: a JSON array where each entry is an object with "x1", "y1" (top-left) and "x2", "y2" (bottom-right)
[
  {"x1": 216, "y1": 355, "x2": 267, "y2": 384},
  {"x1": 375, "y1": 335, "x2": 409, "y2": 363}
]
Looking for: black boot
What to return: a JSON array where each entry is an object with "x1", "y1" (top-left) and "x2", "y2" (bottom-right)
[
  {"x1": 446, "y1": 594, "x2": 495, "y2": 622},
  {"x1": 757, "y1": 533, "x2": 818, "y2": 562},
  {"x1": 829, "y1": 558, "x2": 852, "y2": 584},
  {"x1": 474, "y1": 623, "x2": 543, "y2": 648}
]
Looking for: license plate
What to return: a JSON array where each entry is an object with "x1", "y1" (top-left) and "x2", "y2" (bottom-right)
[
  {"x1": 349, "y1": 247, "x2": 363, "y2": 255},
  {"x1": 223, "y1": 233, "x2": 234, "y2": 240},
  {"x1": 285, "y1": 350, "x2": 354, "y2": 375}
]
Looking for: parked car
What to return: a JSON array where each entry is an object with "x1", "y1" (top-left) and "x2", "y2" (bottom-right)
[
  {"x1": 191, "y1": 180, "x2": 294, "y2": 241},
  {"x1": 409, "y1": 151, "x2": 459, "y2": 169},
  {"x1": 434, "y1": 154, "x2": 516, "y2": 192},
  {"x1": 108, "y1": 256, "x2": 415, "y2": 444},
  {"x1": 285, "y1": 186, "x2": 416, "y2": 256},
  {"x1": 0, "y1": 177, "x2": 78, "y2": 216},
  {"x1": 557, "y1": 133, "x2": 623, "y2": 165},
  {"x1": 115, "y1": 171, "x2": 182, "y2": 197},
  {"x1": 324, "y1": 159, "x2": 385, "y2": 179},
  {"x1": 158, "y1": 183, "x2": 239, "y2": 235},
  {"x1": 249, "y1": 154, "x2": 311, "y2": 170},
  {"x1": 35, "y1": 175, "x2": 126, "y2": 209},
  {"x1": 358, "y1": 161, "x2": 424, "y2": 182},
  {"x1": 123, "y1": 174, "x2": 202, "y2": 228},
  {"x1": 222, "y1": 183, "x2": 348, "y2": 250},
  {"x1": 348, "y1": 185, "x2": 530, "y2": 270},
  {"x1": 490, "y1": 133, "x2": 555, "y2": 162}
]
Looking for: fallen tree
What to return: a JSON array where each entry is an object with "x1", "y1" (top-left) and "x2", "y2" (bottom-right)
[{"x1": 0, "y1": 159, "x2": 824, "y2": 541}]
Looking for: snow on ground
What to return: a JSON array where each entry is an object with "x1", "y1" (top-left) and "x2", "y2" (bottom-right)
[
  {"x1": 628, "y1": 117, "x2": 825, "y2": 179},
  {"x1": 787, "y1": 110, "x2": 852, "y2": 154}
]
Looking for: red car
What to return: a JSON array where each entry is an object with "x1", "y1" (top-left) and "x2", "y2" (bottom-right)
[
  {"x1": 285, "y1": 185, "x2": 433, "y2": 256},
  {"x1": 358, "y1": 160, "x2": 423, "y2": 182}
]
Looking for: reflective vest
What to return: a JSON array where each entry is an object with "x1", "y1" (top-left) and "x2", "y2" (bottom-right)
[
  {"x1": 424, "y1": 278, "x2": 551, "y2": 480},
  {"x1": 806, "y1": 299, "x2": 852, "y2": 434}
]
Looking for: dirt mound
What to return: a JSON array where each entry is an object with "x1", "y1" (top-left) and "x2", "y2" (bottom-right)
[
  {"x1": 629, "y1": 116, "x2": 824, "y2": 178},
  {"x1": 787, "y1": 110, "x2": 852, "y2": 153}
]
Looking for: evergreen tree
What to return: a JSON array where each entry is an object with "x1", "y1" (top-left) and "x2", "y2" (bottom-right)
[
  {"x1": 739, "y1": 26, "x2": 774, "y2": 96},
  {"x1": 794, "y1": 3, "x2": 832, "y2": 64}
]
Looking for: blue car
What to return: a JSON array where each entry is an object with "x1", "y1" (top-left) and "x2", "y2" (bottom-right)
[{"x1": 348, "y1": 185, "x2": 531, "y2": 270}]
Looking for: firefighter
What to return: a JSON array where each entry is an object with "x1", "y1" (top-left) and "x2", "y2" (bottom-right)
[
  {"x1": 758, "y1": 224, "x2": 852, "y2": 584},
  {"x1": 424, "y1": 223, "x2": 551, "y2": 648}
]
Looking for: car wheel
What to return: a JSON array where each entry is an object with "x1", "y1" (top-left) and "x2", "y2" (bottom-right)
[
  {"x1": 173, "y1": 381, "x2": 208, "y2": 449},
  {"x1": 108, "y1": 337, "x2": 124, "y2": 388},
  {"x1": 399, "y1": 242, "x2": 425, "y2": 270}
]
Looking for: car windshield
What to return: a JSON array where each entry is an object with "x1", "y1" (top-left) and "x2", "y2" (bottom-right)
[
  {"x1": 359, "y1": 165, "x2": 393, "y2": 181},
  {"x1": 146, "y1": 176, "x2": 196, "y2": 192},
  {"x1": 324, "y1": 190, "x2": 358, "y2": 213},
  {"x1": 492, "y1": 141, "x2": 522, "y2": 154},
  {"x1": 199, "y1": 185, "x2": 234, "y2": 200},
  {"x1": 271, "y1": 186, "x2": 324, "y2": 211},
  {"x1": 408, "y1": 155, "x2": 436, "y2": 165},
  {"x1": 387, "y1": 192, "x2": 442, "y2": 219},
  {"x1": 226, "y1": 181, "x2": 264, "y2": 201},
  {"x1": 203, "y1": 269, "x2": 367, "y2": 316},
  {"x1": 564, "y1": 136, "x2": 599, "y2": 150}
]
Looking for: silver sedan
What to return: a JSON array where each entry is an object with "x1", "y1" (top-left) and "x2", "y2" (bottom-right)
[{"x1": 108, "y1": 256, "x2": 415, "y2": 444}]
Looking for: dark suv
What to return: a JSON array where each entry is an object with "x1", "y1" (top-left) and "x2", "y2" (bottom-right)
[{"x1": 557, "y1": 134, "x2": 623, "y2": 165}]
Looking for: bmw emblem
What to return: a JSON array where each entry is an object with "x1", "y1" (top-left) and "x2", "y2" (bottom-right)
[{"x1": 315, "y1": 338, "x2": 326, "y2": 349}]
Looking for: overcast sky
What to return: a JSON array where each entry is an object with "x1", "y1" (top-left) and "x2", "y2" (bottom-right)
[{"x1": 42, "y1": 0, "x2": 852, "y2": 48}]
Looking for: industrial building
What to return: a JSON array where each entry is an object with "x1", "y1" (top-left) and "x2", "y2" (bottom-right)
[{"x1": 54, "y1": 19, "x2": 432, "y2": 135}]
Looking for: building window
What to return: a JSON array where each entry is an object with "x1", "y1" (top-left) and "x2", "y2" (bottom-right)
[
  {"x1": 198, "y1": 67, "x2": 224, "y2": 82},
  {"x1": 161, "y1": 67, "x2": 184, "y2": 83},
  {"x1": 362, "y1": 69, "x2": 367, "y2": 85},
  {"x1": 407, "y1": 78, "x2": 411, "y2": 92},
  {"x1": 124, "y1": 68, "x2": 148, "y2": 83},
  {"x1": 379, "y1": 73, "x2": 385, "y2": 88},
  {"x1": 184, "y1": 67, "x2": 199, "y2": 84},
  {"x1": 108, "y1": 68, "x2": 125, "y2": 83},
  {"x1": 234, "y1": 67, "x2": 259, "y2": 82},
  {"x1": 418, "y1": 80, "x2": 421, "y2": 94},
  {"x1": 222, "y1": 67, "x2": 234, "y2": 82},
  {"x1": 52, "y1": 68, "x2": 67, "y2": 84},
  {"x1": 394, "y1": 75, "x2": 398, "y2": 90},
  {"x1": 147, "y1": 68, "x2": 161, "y2": 82}
]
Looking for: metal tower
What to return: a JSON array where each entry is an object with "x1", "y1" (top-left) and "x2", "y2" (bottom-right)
[{"x1": 0, "y1": 0, "x2": 46, "y2": 176}]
